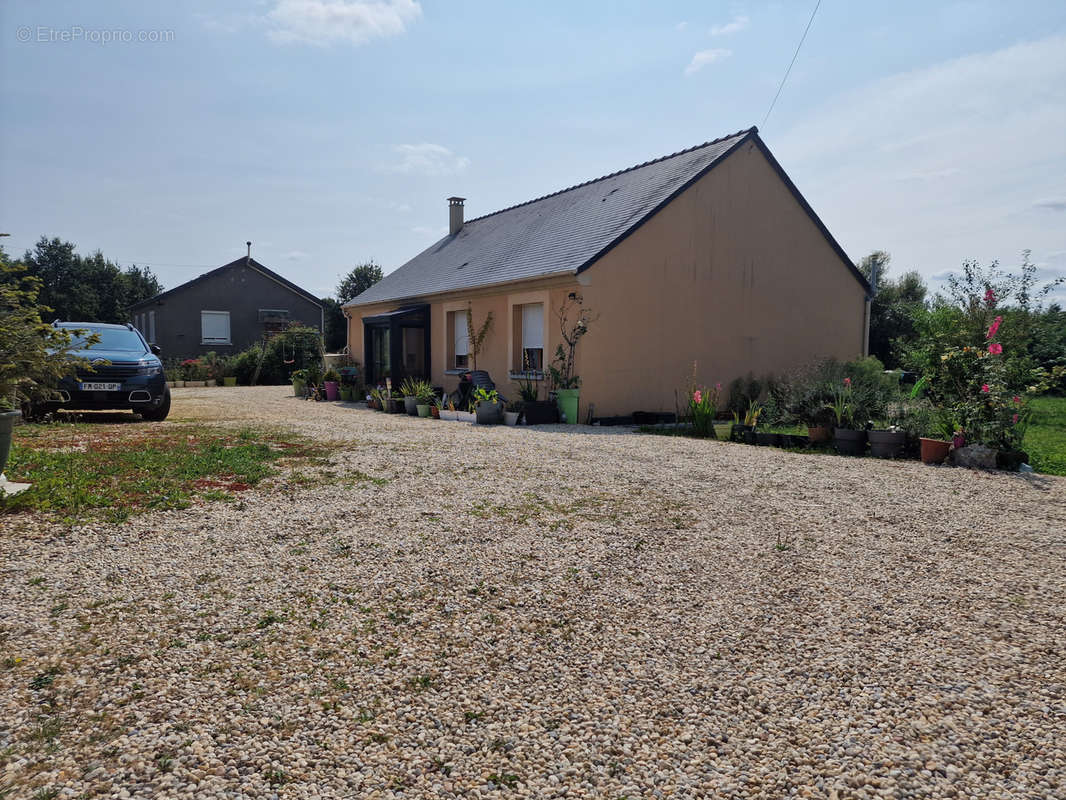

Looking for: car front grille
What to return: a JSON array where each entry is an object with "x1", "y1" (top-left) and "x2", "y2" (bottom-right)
[{"x1": 76, "y1": 363, "x2": 141, "y2": 380}]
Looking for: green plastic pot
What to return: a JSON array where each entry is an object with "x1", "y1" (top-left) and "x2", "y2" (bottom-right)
[
  {"x1": 416, "y1": 403, "x2": 431, "y2": 418},
  {"x1": 292, "y1": 379, "x2": 306, "y2": 397},
  {"x1": 339, "y1": 387, "x2": 353, "y2": 401},
  {"x1": 0, "y1": 409, "x2": 21, "y2": 477},
  {"x1": 223, "y1": 376, "x2": 237, "y2": 387},
  {"x1": 556, "y1": 389, "x2": 580, "y2": 424}
]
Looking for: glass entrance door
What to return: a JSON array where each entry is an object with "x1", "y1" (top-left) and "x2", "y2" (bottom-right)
[{"x1": 370, "y1": 326, "x2": 390, "y2": 382}]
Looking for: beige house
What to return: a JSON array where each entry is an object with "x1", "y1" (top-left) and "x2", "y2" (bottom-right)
[{"x1": 345, "y1": 127, "x2": 870, "y2": 420}]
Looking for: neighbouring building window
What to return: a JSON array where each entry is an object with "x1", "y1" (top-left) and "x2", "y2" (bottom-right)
[
  {"x1": 453, "y1": 309, "x2": 469, "y2": 369},
  {"x1": 519, "y1": 302, "x2": 544, "y2": 371},
  {"x1": 258, "y1": 308, "x2": 290, "y2": 321},
  {"x1": 148, "y1": 310, "x2": 156, "y2": 344},
  {"x1": 201, "y1": 310, "x2": 231, "y2": 344}
]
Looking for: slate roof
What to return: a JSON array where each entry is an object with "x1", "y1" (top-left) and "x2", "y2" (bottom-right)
[
  {"x1": 129, "y1": 257, "x2": 323, "y2": 310},
  {"x1": 349, "y1": 126, "x2": 867, "y2": 306}
]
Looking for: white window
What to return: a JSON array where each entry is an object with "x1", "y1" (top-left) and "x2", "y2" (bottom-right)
[
  {"x1": 520, "y1": 303, "x2": 544, "y2": 371},
  {"x1": 201, "y1": 310, "x2": 231, "y2": 344},
  {"x1": 453, "y1": 310, "x2": 469, "y2": 369},
  {"x1": 148, "y1": 310, "x2": 156, "y2": 344}
]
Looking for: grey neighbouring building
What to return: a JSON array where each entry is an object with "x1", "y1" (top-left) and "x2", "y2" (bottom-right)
[{"x1": 128, "y1": 254, "x2": 323, "y2": 361}]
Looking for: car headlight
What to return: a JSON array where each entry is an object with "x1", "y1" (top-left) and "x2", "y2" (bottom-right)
[{"x1": 137, "y1": 365, "x2": 163, "y2": 376}]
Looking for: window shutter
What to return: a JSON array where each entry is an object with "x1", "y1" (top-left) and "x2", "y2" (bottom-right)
[
  {"x1": 521, "y1": 304, "x2": 544, "y2": 350},
  {"x1": 201, "y1": 311, "x2": 231, "y2": 343},
  {"x1": 454, "y1": 311, "x2": 469, "y2": 356}
]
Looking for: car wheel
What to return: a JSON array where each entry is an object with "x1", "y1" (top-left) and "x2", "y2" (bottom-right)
[{"x1": 140, "y1": 387, "x2": 171, "y2": 421}]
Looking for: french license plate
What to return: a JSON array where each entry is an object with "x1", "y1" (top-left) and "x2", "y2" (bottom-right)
[{"x1": 80, "y1": 382, "x2": 121, "y2": 391}]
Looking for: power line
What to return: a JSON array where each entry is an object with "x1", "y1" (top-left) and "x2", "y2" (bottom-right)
[{"x1": 762, "y1": 0, "x2": 822, "y2": 127}]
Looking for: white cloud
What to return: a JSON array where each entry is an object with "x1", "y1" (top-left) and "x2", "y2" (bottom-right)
[
  {"x1": 676, "y1": 21, "x2": 688, "y2": 32},
  {"x1": 389, "y1": 143, "x2": 470, "y2": 176},
  {"x1": 774, "y1": 35, "x2": 1066, "y2": 283},
  {"x1": 266, "y1": 0, "x2": 421, "y2": 46},
  {"x1": 709, "y1": 15, "x2": 749, "y2": 36},
  {"x1": 684, "y1": 48, "x2": 731, "y2": 76}
]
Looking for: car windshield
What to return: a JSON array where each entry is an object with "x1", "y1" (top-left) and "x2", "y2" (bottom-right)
[{"x1": 68, "y1": 327, "x2": 148, "y2": 353}]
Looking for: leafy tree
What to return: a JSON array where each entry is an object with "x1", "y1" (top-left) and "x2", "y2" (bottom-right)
[
  {"x1": 320, "y1": 296, "x2": 347, "y2": 353},
  {"x1": 858, "y1": 251, "x2": 927, "y2": 368},
  {"x1": 16, "y1": 236, "x2": 161, "y2": 323},
  {"x1": 0, "y1": 248, "x2": 96, "y2": 410},
  {"x1": 336, "y1": 261, "x2": 383, "y2": 304}
]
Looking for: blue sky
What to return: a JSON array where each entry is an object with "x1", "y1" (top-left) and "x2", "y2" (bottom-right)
[{"x1": 2, "y1": 1, "x2": 1065, "y2": 301}]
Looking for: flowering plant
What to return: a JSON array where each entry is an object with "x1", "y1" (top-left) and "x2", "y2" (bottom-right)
[
  {"x1": 688, "y1": 382, "x2": 721, "y2": 438},
  {"x1": 826, "y1": 377, "x2": 855, "y2": 428}
]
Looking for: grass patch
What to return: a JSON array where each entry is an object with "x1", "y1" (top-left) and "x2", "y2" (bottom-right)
[
  {"x1": 1025, "y1": 395, "x2": 1066, "y2": 476},
  {"x1": 2, "y1": 422, "x2": 334, "y2": 520}
]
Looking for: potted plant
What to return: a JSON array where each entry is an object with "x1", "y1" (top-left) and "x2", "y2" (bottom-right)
[
  {"x1": 415, "y1": 380, "x2": 434, "y2": 418},
  {"x1": 686, "y1": 375, "x2": 721, "y2": 439},
  {"x1": 829, "y1": 377, "x2": 866, "y2": 456},
  {"x1": 456, "y1": 399, "x2": 476, "y2": 423},
  {"x1": 439, "y1": 397, "x2": 458, "y2": 421},
  {"x1": 399, "y1": 377, "x2": 420, "y2": 415},
  {"x1": 323, "y1": 368, "x2": 341, "y2": 401},
  {"x1": 473, "y1": 387, "x2": 503, "y2": 425},
  {"x1": 731, "y1": 400, "x2": 761, "y2": 444},
  {"x1": 290, "y1": 368, "x2": 310, "y2": 397},
  {"x1": 504, "y1": 399, "x2": 522, "y2": 426},
  {"x1": 515, "y1": 364, "x2": 555, "y2": 425},
  {"x1": 868, "y1": 422, "x2": 905, "y2": 459},
  {"x1": 547, "y1": 293, "x2": 596, "y2": 424}
]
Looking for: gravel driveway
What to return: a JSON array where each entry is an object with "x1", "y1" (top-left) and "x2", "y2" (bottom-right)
[{"x1": 2, "y1": 386, "x2": 1065, "y2": 799}]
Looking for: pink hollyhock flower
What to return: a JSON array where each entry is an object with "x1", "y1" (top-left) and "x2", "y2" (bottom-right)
[
  {"x1": 986, "y1": 315, "x2": 1002, "y2": 339},
  {"x1": 715, "y1": 382, "x2": 722, "y2": 391},
  {"x1": 984, "y1": 288, "x2": 996, "y2": 307},
  {"x1": 1012, "y1": 413, "x2": 1020, "y2": 424},
  {"x1": 981, "y1": 383, "x2": 990, "y2": 393},
  {"x1": 843, "y1": 377, "x2": 851, "y2": 388},
  {"x1": 693, "y1": 390, "x2": 702, "y2": 404},
  {"x1": 988, "y1": 342, "x2": 1003, "y2": 355},
  {"x1": 1013, "y1": 395, "x2": 1021, "y2": 404}
]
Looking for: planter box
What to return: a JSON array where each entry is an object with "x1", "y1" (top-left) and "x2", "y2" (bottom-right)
[
  {"x1": 807, "y1": 425, "x2": 832, "y2": 444},
  {"x1": 868, "y1": 430, "x2": 905, "y2": 459},
  {"x1": 755, "y1": 431, "x2": 780, "y2": 447},
  {"x1": 475, "y1": 400, "x2": 503, "y2": 425},
  {"x1": 456, "y1": 411, "x2": 476, "y2": 423},
  {"x1": 185, "y1": 380, "x2": 208, "y2": 388},
  {"x1": 522, "y1": 401, "x2": 558, "y2": 425},
  {"x1": 833, "y1": 428, "x2": 867, "y2": 456},
  {"x1": 439, "y1": 409, "x2": 458, "y2": 421}
]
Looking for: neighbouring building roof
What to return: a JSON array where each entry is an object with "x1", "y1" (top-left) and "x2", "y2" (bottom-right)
[
  {"x1": 129, "y1": 257, "x2": 323, "y2": 310},
  {"x1": 349, "y1": 127, "x2": 868, "y2": 307}
]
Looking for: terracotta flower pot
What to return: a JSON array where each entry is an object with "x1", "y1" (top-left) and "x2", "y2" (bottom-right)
[
  {"x1": 807, "y1": 425, "x2": 832, "y2": 443},
  {"x1": 919, "y1": 437, "x2": 951, "y2": 465},
  {"x1": 430, "y1": 405, "x2": 440, "y2": 419}
]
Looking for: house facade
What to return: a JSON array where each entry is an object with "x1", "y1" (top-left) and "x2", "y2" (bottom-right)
[
  {"x1": 345, "y1": 128, "x2": 870, "y2": 419},
  {"x1": 129, "y1": 253, "x2": 323, "y2": 361}
]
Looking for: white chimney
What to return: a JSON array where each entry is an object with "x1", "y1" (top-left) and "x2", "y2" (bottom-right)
[{"x1": 448, "y1": 196, "x2": 465, "y2": 236}]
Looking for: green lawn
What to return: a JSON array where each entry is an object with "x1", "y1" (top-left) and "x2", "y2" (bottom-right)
[
  {"x1": 2, "y1": 421, "x2": 331, "y2": 522},
  {"x1": 1024, "y1": 395, "x2": 1066, "y2": 476}
]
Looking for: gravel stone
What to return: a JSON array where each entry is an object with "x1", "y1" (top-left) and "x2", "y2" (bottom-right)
[{"x1": 1, "y1": 386, "x2": 1064, "y2": 798}]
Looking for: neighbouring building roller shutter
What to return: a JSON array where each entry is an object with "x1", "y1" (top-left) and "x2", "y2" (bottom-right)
[
  {"x1": 454, "y1": 310, "x2": 469, "y2": 357},
  {"x1": 201, "y1": 311, "x2": 231, "y2": 344}
]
